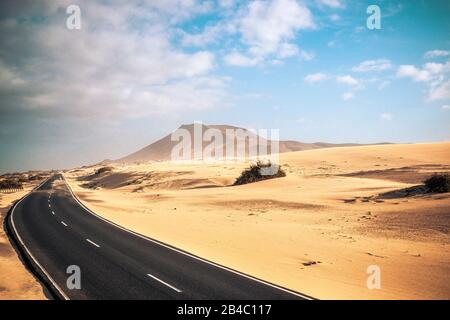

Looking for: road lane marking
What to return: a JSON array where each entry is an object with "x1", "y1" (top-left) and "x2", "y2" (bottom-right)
[
  {"x1": 48, "y1": 204, "x2": 51, "y2": 208},
  {"x1": 147, "y1": 274, "x2": 182, "y2": 293},
  {"x1": 51, "y1": 211, "x2": 55, "y2": 215},
  {"x1": 61, "y1": 221, "x2": 68, "y2": 227},
  {"x1": 86, "y1": 239, "x2": 100, "y2": 248}
]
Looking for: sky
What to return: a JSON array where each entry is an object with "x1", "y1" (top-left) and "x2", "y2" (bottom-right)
[{"x1": 0, "y1": 0, "x2": 449, "y2": 173}]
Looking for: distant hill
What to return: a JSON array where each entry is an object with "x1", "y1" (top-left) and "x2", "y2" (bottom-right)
[{"x1": 115, "y1": 123, "x2": 374, "y2": 164}]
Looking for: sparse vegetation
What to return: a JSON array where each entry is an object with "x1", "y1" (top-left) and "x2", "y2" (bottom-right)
[
  {"x1": 0, "y1": 179, "x2": 23, "y2": 191},
  {"x1": 424, "y1": 173, "x2": 450, "y2": 193},
  {"x1": 28, "y1": 174, "x2": 44, "y2": 181},
  {"x1": 95, "y1": 166, "x2": 113, "y2": 175},
  {"x1": 17, "y1": 176, "x2": 28, "y2": 183},
  {"x1": 233, "y1": 160, "x2": 286, "y2": 186}
]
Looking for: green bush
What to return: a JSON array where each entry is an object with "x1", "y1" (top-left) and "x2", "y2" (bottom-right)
[
  {"x1": 233, "y1": 160, "x2": 286, "y2": 186},
  {"x1": 424, "y1": 173, "x2": 450, "y2": 193}
]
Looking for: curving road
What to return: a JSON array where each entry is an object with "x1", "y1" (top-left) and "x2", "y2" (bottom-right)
[{"x1": 7, "y1": 174, "x2": 312, "y2": 300}]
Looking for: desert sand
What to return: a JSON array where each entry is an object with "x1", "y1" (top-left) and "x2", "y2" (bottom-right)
[
  {"x1": 65, "y1": 142, "x2": 450, "y2": 300},
  {"x1": 0, "y1": 183, "x2": 46, "y2": 300}
]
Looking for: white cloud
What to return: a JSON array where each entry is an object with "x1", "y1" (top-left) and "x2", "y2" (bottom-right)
[
  {"x1": 230, "y1": 0, "x2": 314, "y2": 65},
  {"x1": 304, "y1": 73, "x2": 328, "y2": 83},
  {"x1": 352, "y1": 59, "x2": 392, "y2": 72},
  {"x1": 424, "y1": 62, "x2": 446, "y2": 74},
  {"x1": 180, "y1": 24, "x2": 222, "y2": 47},
  {"x1": 0, "y1": 1, "x2": 243, "y2": 170},
  {"x1": 240, "y1": 0, "x2": 315, "y2": 52},
  {"x1": 277, "y1": 42, "x2": 300, "y2": 58},
  {"x1": 0, "y1": 60, "x2": 26, "y2": 88},
  {"x1": 276, "y1": 43, "x2": 314, "y2": 61},
  {"x1": 270, "y1": 59, "x2": 284, "y2": 65},
  {"x1": 429, "y1": 80, "x2": 450, "y2": 101},
  {"x1": 396, "y1": 65, "x2": 431, "y2": 82},
  {"x1": 336, "y1": 75, "x2": 359, "y2": 86},
  {"x1": 396, "y1": 61, "x2": 450, "y2": 101},
  {"x1": 123, "y1": 77, "x2": 227, "y2": 117},
  {"x1": 182, "y1": 0, "x2": 316, "y2": 66},
  {"x1": 299, "y1": 50, "x2": 315, "y2": 61},
  {"x1": 380, "y1": 113, "x2": 393, "y2": 121},
  {"x1": 224, "y1": 51, "x2": 260, "y2": 67},
  {"x1": 442, "y1": 105, "x2": 450, "y2": 110},
  {"x1": 317, "y1": 0, "x2": 345, "y2": 8},
  {"x1": 219, "y1": 0, "x2": 236, "y2": 9},
  {"x1": 0, "y1": 1, "x2": 226, "y2": 122},
  {"x1": 341, "y1": 92, "x2": 354, "y2": 101},
  {"x1": 424, "y1": 50, "x2": 450, "y2": 59}
]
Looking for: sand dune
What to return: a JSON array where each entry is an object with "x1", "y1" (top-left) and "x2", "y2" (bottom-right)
[
  {"x1": 115, "y1": 123, "x2": 366, "y2": 164},
  {"x1": 66, "y1": 142, "x2": 450, "y2": 299}
]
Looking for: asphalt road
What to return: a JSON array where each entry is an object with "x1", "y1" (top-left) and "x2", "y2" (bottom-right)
[{"x1": 8, "y1": 174, "x2": 312, "y2": 300}]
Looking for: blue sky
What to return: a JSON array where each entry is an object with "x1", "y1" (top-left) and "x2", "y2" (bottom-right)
[{"x1": 0, "y1": 0, "x2": 449, "y2": 173}]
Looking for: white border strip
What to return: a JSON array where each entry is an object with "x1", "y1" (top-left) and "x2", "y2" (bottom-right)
[
  {"x1": 9, "y1": 176, "x2": 70, "y2": 300},
  {"x1": 62, "y1": 174, "x2": 314, "y2": 300}
]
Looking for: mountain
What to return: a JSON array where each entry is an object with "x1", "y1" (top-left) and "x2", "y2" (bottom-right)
[{"x1": 115, "y1": 123, "x2": 366, "y2": 164}]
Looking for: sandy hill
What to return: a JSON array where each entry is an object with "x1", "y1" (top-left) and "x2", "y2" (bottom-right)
[{"x1": 116, "y1": 123, "x2": 366, "y2": 164}]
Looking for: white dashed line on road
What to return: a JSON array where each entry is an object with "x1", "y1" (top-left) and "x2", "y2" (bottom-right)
[
  {"x1": 86, "y1": 239, "x2": 100, "y2": 248},
  {"x1": 61, "y1": 221, "x2": 68, "y2": 227},
  {"x1": 147, "y1": 273, "x2": 182, "y2": 293}
]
